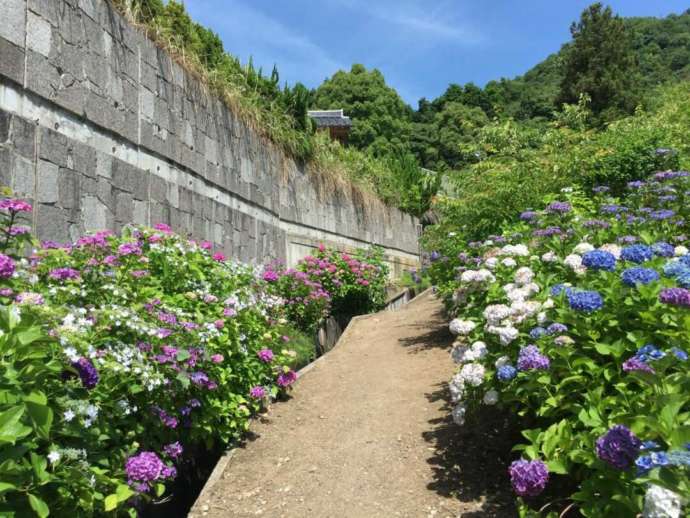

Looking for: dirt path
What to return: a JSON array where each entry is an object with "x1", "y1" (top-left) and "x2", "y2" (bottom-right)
[{"x1": 189, "y1": 291, "x2": 514, "y2": 518}]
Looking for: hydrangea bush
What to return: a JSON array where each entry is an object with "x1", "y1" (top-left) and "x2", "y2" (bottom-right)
[
  {"x1": 430, "y1": 172, "x2": 690, "y2": 516},
  {"x1": 263, "y1": 244, "x2": 389, "y2": 331},
  {"x1": 0, "y1": 203, "x2": 298, "y2": 515}
]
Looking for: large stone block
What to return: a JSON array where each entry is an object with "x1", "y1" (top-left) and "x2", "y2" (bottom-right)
[
  {"x1": 36, "y1": 203, "x2": 71, "y2": 243},
  {"x1": 0, "y1": 37, "x2": 25, "y2": 85},
  {"x1": 0, "y1": 0, "x2": 26, "y2": 47},
  {"x1": 37, "y1": 159, "x2": 58, "y2": 203},
  {"x1": 10, "y1": 116, "x2": 36, "y2": 159},
  {"x1": 26, "y1": 11, "x2": 52, "y2": 57},
  {"x1": 81, "y1": 194, "x2": 110, "y2": 231},
  {"x1": 11, "y1": 154, "x2": 34, "y2": 197}
]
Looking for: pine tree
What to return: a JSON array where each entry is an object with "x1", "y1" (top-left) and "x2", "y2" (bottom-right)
[{"x1": 557, "y1": 3, "x2": 641, "y2": 122}]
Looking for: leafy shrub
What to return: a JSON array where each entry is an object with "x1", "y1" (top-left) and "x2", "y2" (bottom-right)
[
  {"x1": 0, "y1": 203, "x2": 297, "y2": 516},
  {"x1": 432, "y1": 172, "x2": 690, "y2": 516}
]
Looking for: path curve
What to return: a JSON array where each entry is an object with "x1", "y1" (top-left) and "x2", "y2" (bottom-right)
[{"x1": 189, "y1": 291, "x2": 513, "y2": 518}]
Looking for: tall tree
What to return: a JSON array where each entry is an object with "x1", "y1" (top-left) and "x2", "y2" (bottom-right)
[
  {"x1": 311, "y1": 64, "x2": 413, "y2": 157},
  {"x1": 557, "y1": 3, "x2": 640, "y2": 121}
]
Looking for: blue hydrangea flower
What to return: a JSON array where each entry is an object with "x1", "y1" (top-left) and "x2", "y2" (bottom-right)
[
  {"x1": 582, "y1": 250, "x2": 617, "y2": 271},
  {"x1": 550, "y1": 284, "x2": 572, "y2": 297},
  {"x1": 529, "y1": 327, "x2": 547, "y2": 339},
  {"x1": 621, "y1": 244, "x2": 653, "y2": 263},
  {"x1": 677, "y1": 272, "x2": 690, "y2": 288},
  {"x1": 621, "y1": 267, "x2": 660, "y2": 286},
  {"x1": 636, "y1": 344, "x2": 665, "y2": 362},
  {"x1": 635, "y1": 455, "x2": 653, "y2": 475},
  {"x1": 497, "y1": 365, "x2": 517, "y2": 381},
  {"x1": 652, "y1": 242, "x2": 675, "y2": 257},
  {"x1": 650, "y1": 452, "x2": 670, "y2": 466},
  {"x1": 641, "y1": 441, "x2": 661, "y2": 451},
  {"x1": 667, "y1": 450, "x2": 690, "y2": 466},
  {"x1": 567, "y1": 290, "x2": 603, "y2": 312},
  {"x1": 679, "y1": 255, "x2": 690, "y2": 267},
  {"x1": 663, "y1": 260, "x2": 690, "y2": 278},
  {"x1": 671, "y1": 347, "x2": 688, "y2": 361}
]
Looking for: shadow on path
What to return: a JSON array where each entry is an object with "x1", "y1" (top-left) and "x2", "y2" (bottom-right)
[
  {"x1": 422, "y1": 382, "x2": 519, "y2": 517},
  {"x1": 397, "y1": 307, "x2": 454, "y2": 352}
]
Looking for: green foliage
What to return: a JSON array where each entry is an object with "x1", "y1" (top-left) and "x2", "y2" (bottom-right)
[
  {"x1": 557, "y1": 3, "x2": 641, "y2": 122},
  {"x1": 424, "y1": 82, "x2": 689, "y2": 246},
  {"x1": 311, "y1": 64, "x2": 414, "y2": 158}
]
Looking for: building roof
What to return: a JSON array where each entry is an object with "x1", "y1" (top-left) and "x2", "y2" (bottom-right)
[{"x1": 307, "y1": 109, "x2": 353, "y2": 128}]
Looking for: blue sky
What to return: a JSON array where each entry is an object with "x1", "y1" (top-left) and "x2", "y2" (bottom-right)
[{"x1": 185, "y1": 1, "x2": 689, "y2": 107}]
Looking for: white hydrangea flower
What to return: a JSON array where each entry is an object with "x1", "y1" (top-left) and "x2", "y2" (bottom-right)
[
  {"x1": 460, "y1": 269, "x2": 495, "y2": 284},
  {"x1": 514, "y1": 266, "x2": 534, "y2": 286},
  {"x1": 573, "y1": 243, "x2": 594, "y2": 254},
  {"x1": 600, "y1": 243, "x2": 622, "y2": 259},
  {"x1": 451, "y1": 341, "x2": 487, "y2": 364},
  {"x1": 459, "y1": 363, "x2": 485, "y2": 386},
  {"x1": 483, "y1": 390, "x2": 499, "y2": 405},
  {"x1": 554, "y1": 335, "x2": 574, "y2": 347},
  {"x1": 484, "y1": 257, "x2": 498, "y2": 270},
  {"x1": 564, "y1": 254, "x2": 583, "y2": 270},
  {"x1": 643, "y1": 484, "x2": 683, "y2": 518},
  {"x1": 483, "y1": 304, "x2": 512, "y2": 325},
  {"x1": 495, "y1": 355, "x2": 510, "y2": 368},
  {"x1": 451, "y1": 345, "x2": 469, "y2": 364},
  {"x1": 541, "y1": 251, "x2": 558, "y2": 263},
  {"x1": 452, "y1": 403, "x2": 466, "y2": 426},
  {"x1": 499, "y1": 244, "x2": 529, "y2": 257},
  {"x1": 449, "y1": 319, "x2": 476, "y2": 336},
  {"x1": 541, "y1": 298, "x2": 555, "y2": 310},
  {"x1": 449, "y1": 373, "x2": 465, "y2": 403},
  {"x1": 484, "y1": 239, "x2": 494, "y2": 246},
  {"x1": 537, "y1": 311, "x2": 547, "y2": 324},
  {"x1": 674, "y1": 246, "x2": 689, "y2": 257},
  {"x1": 486, "y1": 325, "x2": 519, "y2": 345},
  {"x1": 501, "y1": 257, "x2": 517, "y2": 268},
  {"x1": 47, "y1": 451, "x2": 61, "y2": 464},
  {"x1": 510, "y1": 300, "x2": 541, "y2": 324}
]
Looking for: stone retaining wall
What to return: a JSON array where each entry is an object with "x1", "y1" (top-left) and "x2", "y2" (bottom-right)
[{"x1": 0, "y1": 0, "x2": 419, "y2": 274}]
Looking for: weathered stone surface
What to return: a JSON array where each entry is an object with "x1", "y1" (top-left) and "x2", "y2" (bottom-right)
[
  {"x1": 0, "y1": 37, "x2": 25, "y2": 85},
  {"x1": 0, "y1": 0, "x2": 420, "y2": 273},
  {"x1": 0, "y1": 0, "x2": 26, "y2": 47},
  {"x1": 37, "y1": 159, "x2": 58, "y2": 203}
]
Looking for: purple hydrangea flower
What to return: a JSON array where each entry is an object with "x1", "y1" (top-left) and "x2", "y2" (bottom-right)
[
  {"x1": 257, "y1": 348, "x2": 274, "y2": 362},
  {"x1": 163, "y1": 442, "x2": 183, "y2": 459},
  {"x1": 517, "y1": 345, "x2": 550, "y2": 371},
  {"x1": 125, "y1": 451, "x2": 175, "y2": 492},
  {"x1": 0, "y1": 199, "x2": 32, "y2": 213},
  {"x1": 520, "y1": 211, "x2": 538, "y2": 221},
  {"x1": 117, "y1": 242, "x2": 142, "y2": 256},
  {"x1": 277, "y1": 370, "x2": 297, "y2": 387},
  {"x1": 622, "y1": 356, "x2": 655, "y2": 374},
  {"x1": 71, "y1": 357, "x2": 99, "y2": 389},
  {"x1": 546, "y1": 323, "x2": 568, "y2": 335},
  {"x1": 595, "y1": 425, "x2": 641, "y2": 469},
  {"x1": 508, "y1": 459, "x2": 549, "y2": 497},
  {"x1": 532, "y1": 226, "x2": 563, "y2": 238},
  {"x1": 250, "y1": 385, "x2": 267, "y2": 399},
  {"x1": 0, "y1": 254, "x2": 15, "y2": 279},
  {"x1": 49, "y1": 268, "x2": 80, "y2": 281},
  {"x1": 263, "y1": 269, "x2": 279, "y2": 282},
  {"x1": 546, "y1": 201, "x2": 571, "y2": 214},
  {"x1": 659, "y1": 287, "x2": 690, "y2": 307}
]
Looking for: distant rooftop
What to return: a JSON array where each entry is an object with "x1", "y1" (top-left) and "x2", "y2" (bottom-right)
[{"x1": 307, "y1": 109, "x2": 353, "y2": 128}]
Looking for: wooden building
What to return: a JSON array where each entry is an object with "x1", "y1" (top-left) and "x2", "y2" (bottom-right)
[{"x1": 307, "y1": 109, "x2": 352, "y2": 145}]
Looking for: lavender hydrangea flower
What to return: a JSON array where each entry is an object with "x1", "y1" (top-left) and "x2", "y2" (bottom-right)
[
  {"x1": 0, "y1": 254, "x2": 15, "y2": 279},
  {"x1": 621, "y1": 267, "x2": 660, "y2": 286},
  {"x1": 567, "y1": 290, "x2": 603, "y2": 312},
  {"x1": 622, "y1": 356, "x2": 655, "y2": 374},
  {"x1": 277, "y1": 370, "x2": 297, "y2": 387},
  {"x1": 517, "y1": 345, "x2": 550, "y2": 371},
  {"x1": 592, "y1": 185, "x2": 610, "y2": 194},
  {"x1": 508, "y1": 459, "x2": 549, "y2": 497},
  {"x1": 49, "y1": 268, "x2": 80, "y2": 281},
  {"x1": 533, "y1": 226, "x2": 563, "y2": 238},
  {"x1": 71, "y1": 357, "x2": 99, "y2": 389},
  {"x1": 621, "y1": 244, "x2": 653, "y2": 263},
  {"x1": 596, "y1": 425, "x2": 642, "y2": 469},
  {"x1": 546, "y1": 323, "x2": 568, "y2": 335},
  {"x1": 520, "y1": 210, "x2": 538, "y2": 221},
  {"x1": 582, "y1": 249, "x2": 617, "y2": 271},
  {"x1": 659, "y1": 287, "x2": 690, "y2": 307},
  {"x1": 546, "y1": 201, "x2": 571, "y2": 214},
  {"x1": 529, "y1": 327, "x2": 547, "y2": 339}
]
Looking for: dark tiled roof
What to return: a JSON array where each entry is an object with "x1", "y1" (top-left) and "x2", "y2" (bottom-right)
[{"x1": 307, "y1": 109, "x2": 352, "y2": 128}]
